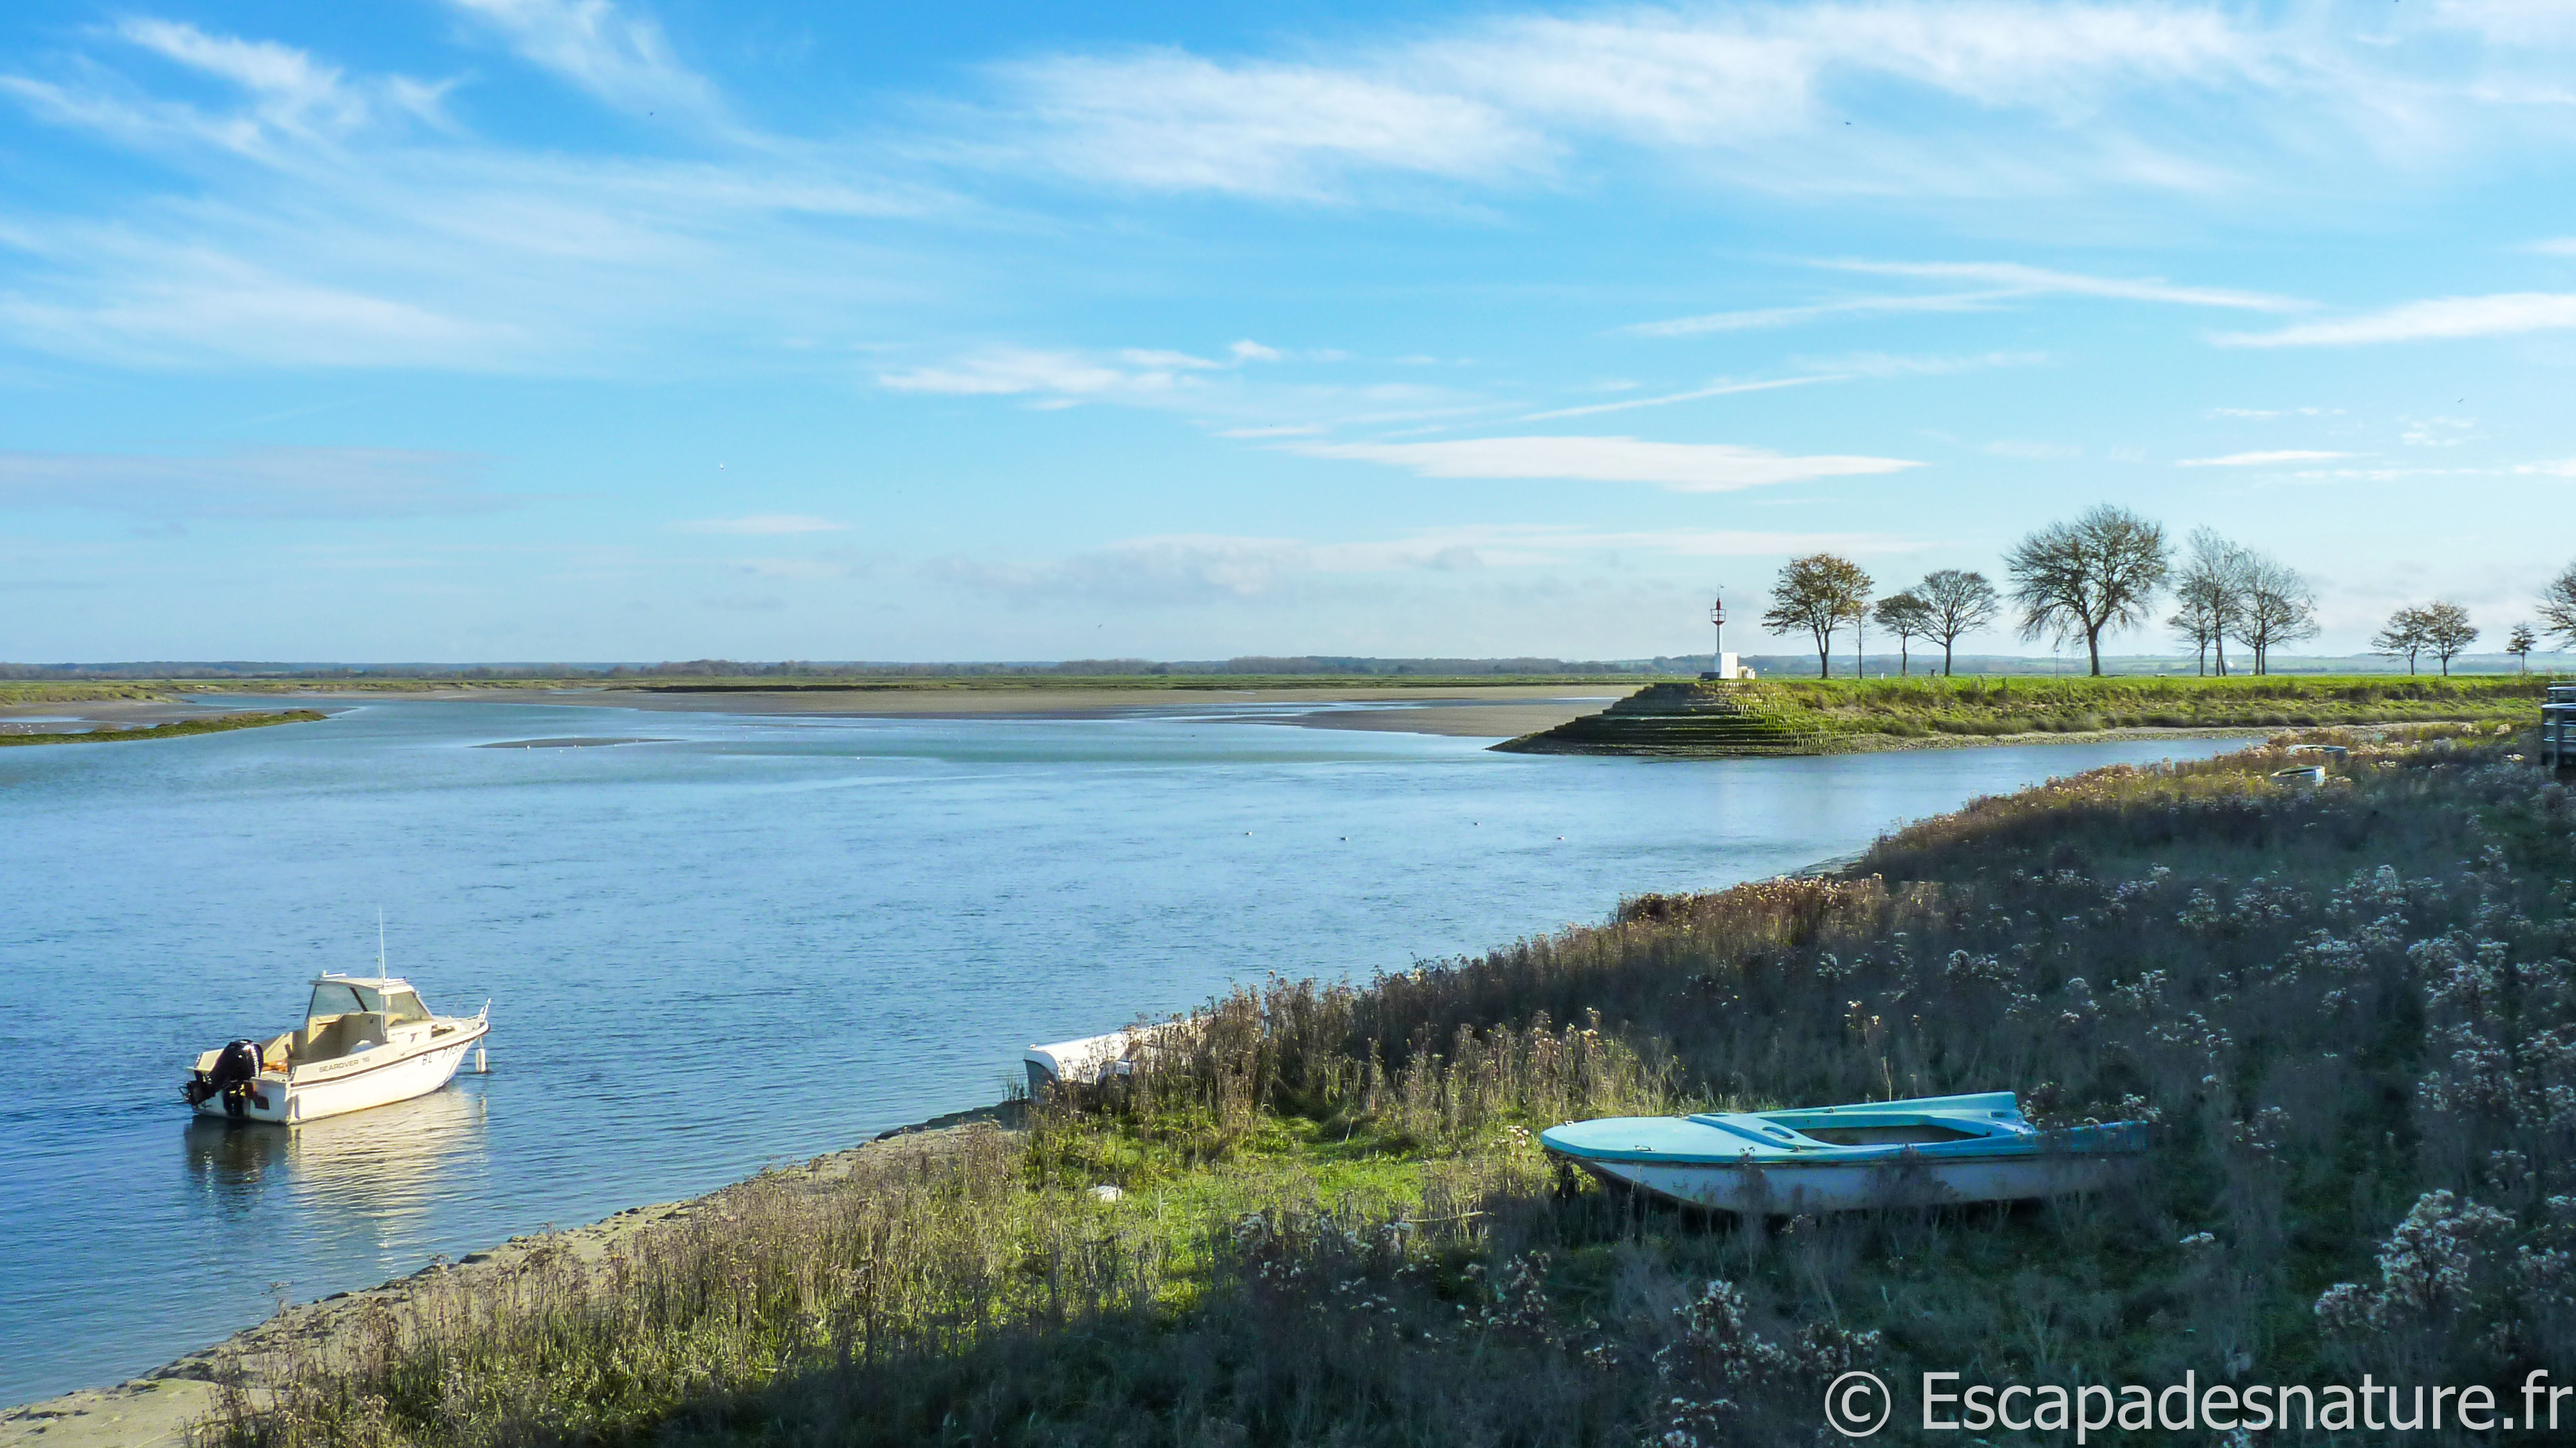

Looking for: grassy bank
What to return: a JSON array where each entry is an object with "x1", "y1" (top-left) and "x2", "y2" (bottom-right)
[
  {"x1": 1501, "y1": 673, "x2": 2555, "y2": 756},
  {"x1": 0, "y1": 710, "x2": 327, "y2": 747},
  {"x1": 203, "y1": 724, "x2": 2576, "y2": 1446}
]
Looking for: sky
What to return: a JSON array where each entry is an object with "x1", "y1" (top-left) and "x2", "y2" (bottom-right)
[{"x1": 4, "y1": 0, "x2": 2576, "y2": 663}]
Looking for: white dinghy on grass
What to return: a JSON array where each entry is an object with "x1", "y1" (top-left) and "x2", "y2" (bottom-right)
[{"x1": 1539, "y1": 1091, "x2": 2147, "y2": 1215}]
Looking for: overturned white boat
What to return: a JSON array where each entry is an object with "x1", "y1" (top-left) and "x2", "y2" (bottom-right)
[
  {"x1": 1540, "y1": 1091, "x2": 2147, "y2": 1214},
  {"x1": 184, "y1": 974, "x2": 489, "y2": 1125}
]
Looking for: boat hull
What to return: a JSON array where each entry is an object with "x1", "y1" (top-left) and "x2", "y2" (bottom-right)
[
  {"x1": 191, "y1": 1021, "x2": 486, "y2": 1125},
  {"x1": 1563, "y1": 1149, "x2": 2137, "y2": 1214}
]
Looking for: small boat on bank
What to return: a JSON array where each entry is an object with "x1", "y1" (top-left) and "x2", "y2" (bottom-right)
[
  {"x1": 184, "y1": 973, "x2": 489, "y2": 1125},
  {"x1": 1540, "y1": 1091, "x2": 2147, "y2": 1214}
]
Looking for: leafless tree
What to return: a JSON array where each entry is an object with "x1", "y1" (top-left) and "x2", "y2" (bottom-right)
[
  {"x1": 2541, "y1": 562, "x2": 2576, "y2": 650},
  {"x1": 2420, "y1": 601, "x2": 2477, "y2": 677},
  {"x1": 2168, "y1": 528, "x2": 2245, "y2": 676},
  {"x1": 2228, "y1": 550, "x2": 2318, "y2": 675},
  {"x1": 2374, "y1": 605, "x2": 2430, "y2": 675},
  {"x1": 1913, "y1": 569, "x2": 1999, "y2": 676},
  {"x1": 1765, "y1": 554, "x2": 1874, "y2": 679},
  {"x1": 2004, "y1": 506, "x2": 2172, "y2": 676},
  {"x1": 1875, "y1": 593, "x2": 1933, "y2": 676},
  {"x1": 2508, "y1": 623, "x2": 2538, "y2": 674}
]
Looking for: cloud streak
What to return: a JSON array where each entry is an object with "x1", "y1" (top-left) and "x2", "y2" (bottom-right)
[
  {"x1": 2175, "y1": 449, "x2": 2351, "y2": 466},
  {"x1": 2213, "y1": 292, "x2": 2576, "y2": 347},
  {"x1": 1287, "y1": 435, "x2": 1921, "y2": 491}
]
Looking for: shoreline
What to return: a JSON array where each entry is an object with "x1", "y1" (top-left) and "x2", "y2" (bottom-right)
[{"x1": 0, "y1": 1101, "x2": 1027, "y2": 1447}]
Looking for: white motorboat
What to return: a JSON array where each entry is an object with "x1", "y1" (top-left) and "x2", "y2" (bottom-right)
[
  {"x1": 184, "y1": 973, "x2": 489, "y2": 1125},
  {"x1": 1540, "y1": 1091, "x2": 2148, "y2": 1214}
]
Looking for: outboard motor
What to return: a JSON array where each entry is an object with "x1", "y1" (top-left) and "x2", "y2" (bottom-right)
[{"x1": 184, "y1": 1039, "x2": 267, "y2": 1116}]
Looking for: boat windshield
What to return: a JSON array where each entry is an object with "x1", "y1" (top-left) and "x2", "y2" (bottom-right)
[
  {"x1": 384, "y1": 990, "x2": 430, "y2": 1025},
  {"x1": 306, "y1": 982, "x2": 384, "y2": 1022}
]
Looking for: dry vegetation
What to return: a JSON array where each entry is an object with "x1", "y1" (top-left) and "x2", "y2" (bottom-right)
[
  {"x1": 202, "y1": 723, "x2": 2576, "y2": 1446},
  {"x1": 1734, "y1": 673, "x2": 2549, "y2": 740}
]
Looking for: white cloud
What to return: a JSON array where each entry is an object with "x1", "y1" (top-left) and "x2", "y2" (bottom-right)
[
  {"x1": 980, "y1": 3, "x2": 2294, "y2": 202},
  {"x1": 442, "y1": 0, "x2": 723, "y2": 122},
  {"x1": 1628, "y1": 261, "x2": 2298, "y2": 339},
  {"x1": 2512, "y1": 458, "x2": 2576, "y2": 477},
  {"x1": 2175, "y1": 449, "x2": 2353, "y2": 466},
  {"x1": 2214, "y1": 292, "x2": 2576, "y2": 347},
  {"x1": 1286, "y1": 435, "x2": 1921, "y2": 491},
  {"x1": 1826, "y1": 260, "x2": 2300, "y2": 311},
  {"x1": 990, "y1": 51, "x2": 1535, "y2": 200},
  {"x1": 876, "y1": 347, "x2": 1217, "y2": 401},
  {"x1": 0, "y1": 446, "x2": 504, "y2": 519},
  {"x1": 1517, "y1": 375, "x2": 1842, "y2": 421},
  {"x1": 670, "y1": 515, "x2": 848, "y2": 535},
  {"x1": 1621, "y1": 291, "x2": 2012, "y2": 338},
  {"x1": 2401, "y1": 416, "x2": 2476, "y2": 447},
  {"x1": 1794, "y1": 350, "x2": 2049, "y2": 377}
]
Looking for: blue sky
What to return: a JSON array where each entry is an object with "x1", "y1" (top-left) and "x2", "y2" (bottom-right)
[{"x1": 4, "y1": 0, "x2": 2575, "y2": 663}]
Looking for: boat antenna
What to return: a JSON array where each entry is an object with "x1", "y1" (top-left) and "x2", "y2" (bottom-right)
[{"x1": 377, "y1": 908, "x2": 386, "y2": 981}]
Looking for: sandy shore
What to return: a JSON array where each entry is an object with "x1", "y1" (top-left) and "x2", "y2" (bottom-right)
[
  {"x1": 304, "y1": 684, "x2": 1627, "y2": 741},
  {"x1": 0, "y1": 698, "x2": 279, "y2": 734},
  {"x1": 0, "y1": 1104, "x2": 1020, "y2": 1448}
]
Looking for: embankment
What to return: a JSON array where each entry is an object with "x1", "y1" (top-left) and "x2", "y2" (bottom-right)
[{"x1": 1497, "y1": 673, "x2": 2548, "y2": 756}]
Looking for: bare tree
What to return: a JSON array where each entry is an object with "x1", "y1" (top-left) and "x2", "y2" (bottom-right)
[
  {"x1": 1765, "y1": 554, "x2": 1873, "y2": 679},
  {"x1": 2420, "y1": 601, "x2": 2477, "y2": 677},
  {"x1": 1914, "y1": 569, "x2": 1999, "y2": 676},
  {"x1": 2168, "y1": 528, "x2": 2245, "y2": 676},
  {"x1": 2228, "y1": 550, "x2": 2318, "y2": 675},
  {"x1": 2168, "y1": 592, "x2": 2222, "y2": 676},
  {"x1": 2374, "y1": 605, "x2": 2430, "y2": 675},
  {"x1": 2542, "y1": 562, "x2": 2576, "y2": 650},
  {"x1": 2508, "y1": 623, "x2": 2538, "y2": 674},
  {"x1": 1875, "y1": 592, "x2": 1933, "y2": 676},
  {"x1": 2004, "y1": 506, "x2": 2172, "y2": 676}
]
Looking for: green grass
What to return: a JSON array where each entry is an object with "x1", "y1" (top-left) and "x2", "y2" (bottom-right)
[
  {"x1": 204, "y1": 723, "x2": 2576, "y2": 1447},
  {"x1": 0, "y1": 709, "x2": 327, "y2": 747}
]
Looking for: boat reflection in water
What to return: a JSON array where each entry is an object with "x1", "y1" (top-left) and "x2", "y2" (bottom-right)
[{"x1": 184, "y1": 1084, "x2": 491, "y2": 1248}]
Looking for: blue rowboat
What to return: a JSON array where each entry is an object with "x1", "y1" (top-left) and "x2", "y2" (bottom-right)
[{"x1": 1539, "y1": 1091, "x2": 2148, "y2": 1214}]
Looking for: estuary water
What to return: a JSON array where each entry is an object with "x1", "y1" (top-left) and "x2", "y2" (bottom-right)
[{"x1": 0, "y1": 698, "x2": 2242, "y2": 1404}]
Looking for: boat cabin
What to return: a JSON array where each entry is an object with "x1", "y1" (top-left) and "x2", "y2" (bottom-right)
[{"x1": 281, "y1": 975, "x2": 436, "y2": 1068}]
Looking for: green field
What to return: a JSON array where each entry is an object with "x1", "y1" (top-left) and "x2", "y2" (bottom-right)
[{"x1": 204, "y1": 723, "x2": 2576, "y2": 1446}]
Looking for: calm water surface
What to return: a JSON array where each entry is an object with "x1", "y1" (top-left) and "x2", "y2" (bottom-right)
[{"x1": 0, "y1": 698, "x2": 2242, "y2": 1403}]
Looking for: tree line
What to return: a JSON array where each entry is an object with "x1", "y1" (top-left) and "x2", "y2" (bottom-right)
[{"x1": 1760, "y1": 505, "x2": 2576, "y2": 678}]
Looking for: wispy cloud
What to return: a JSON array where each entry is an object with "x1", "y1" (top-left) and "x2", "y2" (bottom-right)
[
  {"x1": 1285, "y1": 435, "x2": 1921, "y2": 491},
  {"x1": 443, "y1": 0, "x2": 724, "y2": 122},
  {"x1": 1627, "y1": 262, "x2": 2298, "y2": 339},
  {"x1": 0, "y1": 446, "x2": 505, "y2": 519},
  {"x1": 1620, "y1": 292, "x2": 2014, "y2": 338},
  {"x1": 670, "y1": 514, "x2": 848, "y2": 535},
  {"x1": 2175, "y1": 449, "x2": 2353, "y2": 466},
  {"x1": 1793, "y1": 350, "x2": 2049, "y2": 377},
  {"x1": 875, "y1": 344, "x2": 1274, "y2": 403},
  {"x1": 1826, "y1": 260, "x2": 2300, "y2": 312},
  {"x1": 2214, "y1": 292, "x2": 2576, "y2": 347},
  {"x1": 1516, "y1": 374, "x2": 1841, "y2": 421}
]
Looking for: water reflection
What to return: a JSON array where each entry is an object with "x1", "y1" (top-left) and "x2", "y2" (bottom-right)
[{"x1": 184, "y1": 1086, "x2": 489, "y2": 1237}]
